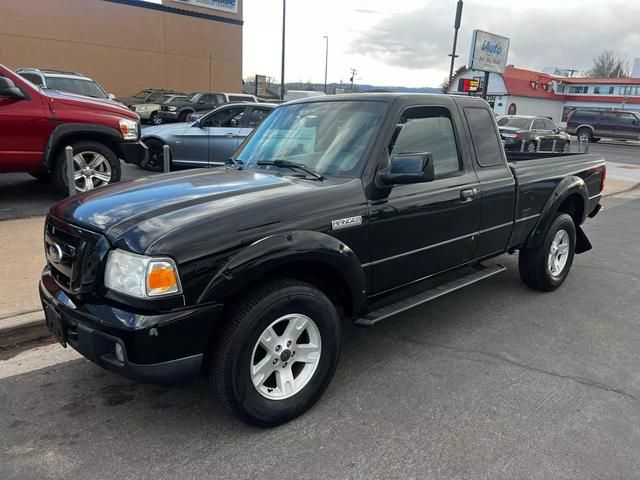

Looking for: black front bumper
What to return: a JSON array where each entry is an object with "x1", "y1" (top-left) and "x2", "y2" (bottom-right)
[
  {"x1": 39, "y1": 267, "x2": 223, "y2": 385},
  {"x1": 118, "y1": 140, "x2": 149, "y2": 166}
]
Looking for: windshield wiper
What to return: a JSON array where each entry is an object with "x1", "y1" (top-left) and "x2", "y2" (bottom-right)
[{"x1": 256, "y1": 160, "x2": 324, "y2": 181}]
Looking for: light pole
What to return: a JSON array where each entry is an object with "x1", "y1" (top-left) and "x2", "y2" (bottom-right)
[
  {"x1": 447, "y1": 0, "x2": 464, "y2": 85},
  {"x1": 280, "y1": 0, "x2": 286, "y2": 100},
  {"x1": 323, "y1": 36, "x2": 329, "y2": 94}
]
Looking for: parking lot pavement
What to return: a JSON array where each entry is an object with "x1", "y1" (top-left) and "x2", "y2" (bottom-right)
[
  {"x1": 588, "y1": 141, "x2": 640, "y2": 166},
  {"x1": 0, "y1": 163, "x2": 156, "y2": 221},
  {"x1": 1, "y1": 191, "x2": 640, "y2": 480}
]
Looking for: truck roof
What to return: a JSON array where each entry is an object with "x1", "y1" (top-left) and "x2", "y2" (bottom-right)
[{"x1": 285, "y1": 92, "x2": 490, "y2": 108}]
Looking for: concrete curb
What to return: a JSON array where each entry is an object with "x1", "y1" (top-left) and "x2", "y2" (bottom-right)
[{"x1": 0, "y1": 310, "x2": 50, "y2": 349}]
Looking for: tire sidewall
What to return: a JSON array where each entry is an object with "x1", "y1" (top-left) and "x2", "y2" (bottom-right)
[
  {"x1": 223, "y1": 285, "x2": 340, "y2": 426},
  {"x1": 140, "y1": 139, "x2": 165, "y2": 172},
  {"x1": 541, "y1": 214, "x2": 576, "y2": 288},
  {"x1": 53, "y1": 141, "x2": 121, "y2": 194}
]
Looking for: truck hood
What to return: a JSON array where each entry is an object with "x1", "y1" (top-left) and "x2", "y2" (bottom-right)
[
  {"x1": 47, "y1": 90, "x2": 138, "y2": 120},
  {"x1": 49, "y1": 169, "x2": 361, "y2": 261}
]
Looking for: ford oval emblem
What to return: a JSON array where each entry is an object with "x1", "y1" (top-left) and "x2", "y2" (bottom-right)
[{"x1": 49, "y1": 243, "x2": 63, "y2": 264}]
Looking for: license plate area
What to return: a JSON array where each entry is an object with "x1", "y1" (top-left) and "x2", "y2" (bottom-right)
[{"x1": 44, "y1": 304, "x2": 67, "y2": 347}]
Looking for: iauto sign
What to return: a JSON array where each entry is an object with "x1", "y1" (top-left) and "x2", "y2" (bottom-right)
[
  {"x1": 469, "y1": 30, "x2": 510, "y2": 74},
  {"x1": 173, "y1": 0, "x2": 238, "y2": 14}
]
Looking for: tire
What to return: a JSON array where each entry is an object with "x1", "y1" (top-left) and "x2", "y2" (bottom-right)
[
  {"x1": 150, "y1": 111, "x2": 162, "y2": 125},
  {"x1": 29, "y1": 171, "x2": 51, "y2": 182},
  {"x1": 140, "y1": 138, "x2": 166, "y2": 172},
  {"x1": 577, "y1": 128, "x2": 593, "y2": 143},
  {"x1": 519, "y1": 213, "x2": 576, "y2": 292},
  {"x1": 211, "y1": 278, "x2": 341, "y2": 427},
  {"x1": 178, "y1": 111, "x2": 190, "y2": 122},
  {"x1": 52, "y1": 141, "x2": 121, "y2": 195},
  {"x1": 526, "y1": 141, "x2": 538, "y2": 152}
]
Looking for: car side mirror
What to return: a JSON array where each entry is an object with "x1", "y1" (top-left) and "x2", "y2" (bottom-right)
[
  {"x1": 0, "y1": 77, "x2": 28, "y2": 100},
  {"x1": 108, "y1": 93, "x2": 116, "y2": 100},
  {"x1": 552, "y1": 128, "x2": 559, "y2": 134},
  {"x1": 378, "y1": 152, "x2": 435, "y2": 185}
]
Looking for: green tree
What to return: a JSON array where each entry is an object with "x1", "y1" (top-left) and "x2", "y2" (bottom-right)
[{"x1": 588, "y1": 51, "x2": 630, "y2": 78}]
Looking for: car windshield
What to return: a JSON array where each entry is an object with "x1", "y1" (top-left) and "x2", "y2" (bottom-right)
[
  {"x1": 133, "y1": 90, "x2": 152, "y2": 99},
  {"x1": 188, "y1": 93, "x2": 201, "y2": 103},
  {"x1": 497, "y1": 117, "x2": 532, "y2": 129},
  {"x1": 45, "y1": 77, "x2": 108, "y2": 99},
  {"x1": 237, "y1": 100, "x2": 387, "y2": 178}
]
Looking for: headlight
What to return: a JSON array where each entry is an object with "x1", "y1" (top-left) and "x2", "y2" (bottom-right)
[
  {"x1": 104, "y1": 249, "x2": 182, "y2": 298},
  {"x1": 119, "y1": 119, "x2": 138, "y2": 140},
  {"x1": 136, "y1": 105, "x2": 149, "y2": 112},
  {"x1": 168, "y1": 106, "x2": 177, "y2": 112}
]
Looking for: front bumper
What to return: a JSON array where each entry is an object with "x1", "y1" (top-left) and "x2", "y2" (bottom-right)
[
  {"x1": 39, "y1": 267, "x2": 223, "y2": 385},
  {"x1": 118, "y1": 140, "x2": 149, "y2": 166}
]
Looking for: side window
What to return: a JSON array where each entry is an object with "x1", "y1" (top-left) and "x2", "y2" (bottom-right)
[
  {"x1": 247, "y1": 108, "x2": 271, "y2": 128},
  {"x1": 229, "y1": 95, "x2": 251, "y2": 102},
  {"x1": 19, "y1": 73, "x2": 44, "y2": 87},
  {"x1": 532, "y1": 119, "x2": 545, "y2": 130},
  {"x1": 204, "y1": 107, "x2": 245, "y2": 128},
  {"x1": 389, "y1": 106, "x2": 461, "y2": 178},
  {"x1": 543, "y1": 119, "x2": 557, "y2": 131},
  {"x1": 464, "y1": 107, "x2": 505, "y2": 167},
  {"x1": 198, "y1": 94, "x2": 214, "y2": 105},
  {"x1": 214, "y1": 94, "x2": 226, "y2": 105},
  {"x1": 599, "y1": 112, "x2": 618, "y2": 125},
  {"x1": 619, "y1": 113, "x2": 639, "y2": 126}
]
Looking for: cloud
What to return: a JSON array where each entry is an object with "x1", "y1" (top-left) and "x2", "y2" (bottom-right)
[{"x1": 351, "y1": 0, "x2": 640, "y2": 76}]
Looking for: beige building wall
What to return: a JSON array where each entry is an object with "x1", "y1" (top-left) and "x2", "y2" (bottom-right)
[{"x1": 0, "y1": 0, "x2": 243, "y2": 96}]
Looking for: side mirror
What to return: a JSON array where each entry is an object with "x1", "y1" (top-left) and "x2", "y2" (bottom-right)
[
  {"x1": 378, "y1": 152, "x2": 435, "y2": 185},
  {"x1": 0, "y1": 77, "x2": 28, "y2": 100},
  {"x1": 108, "y1": 93, "x2": 116, "y2": 100},
  {"x1": 552, "y1": 128, "x2": 560, "y2": 134}
]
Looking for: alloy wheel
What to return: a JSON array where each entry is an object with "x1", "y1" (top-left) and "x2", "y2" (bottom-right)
[
  {"x1": 548, "y1": 229, "x2": 570, "y2": 277},
  {"x1": 71, "y1": 151, "x2": 112, "y2": 191}
]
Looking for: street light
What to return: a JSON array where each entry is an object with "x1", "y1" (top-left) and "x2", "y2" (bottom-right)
[
  {"x1": 447, "y1": 0, "x2": 464, "y2": 85},
  {"x1": 280, "y1": 0, "x2": 286, "y2": 100},
  {"x1": 323, "y1": 36, "x2": 329, "y2": 94}
]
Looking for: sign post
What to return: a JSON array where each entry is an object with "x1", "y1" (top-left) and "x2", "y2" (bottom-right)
[{"x1": 468, "y1": 30, "x2": 510, "y2": 100}]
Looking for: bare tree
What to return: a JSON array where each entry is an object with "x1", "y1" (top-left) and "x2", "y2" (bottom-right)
[{"x1": 588, "y1": 51, "x2": 630, "y2": 78}]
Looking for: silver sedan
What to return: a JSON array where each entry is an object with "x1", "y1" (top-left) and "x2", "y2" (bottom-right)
[{"x1": 140, "y1": 102, "x2": 275, "y2": 171}]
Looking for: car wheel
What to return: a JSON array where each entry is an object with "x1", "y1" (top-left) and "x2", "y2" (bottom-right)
[
  {"x1": 150, "y1": 112, "x2": 162, "y2": 125},
  {"x1": 140, "y1": 138, "x2": 167, "y2": 172},
  {"x1": 526, "y1": 141, "x2": 538, "y2": 152},
  {"x1": 52, "y1": 141, "x2": 121, "y2": 195},
  {"x1": 178, "y1": 111, "x2": 190, "y2": 122},
  {"x1": 29, "y1": 171, "x2": 51, "y2": 182},
  {"x1": 518, "y1": 213, "x2": 576, "y2": 291},
  {"x1": 210, "y1": 278, "x2": 341, "y2": 427},
  {"x1": 577, "y1": 128, "x2": 593, "y2": 143}
]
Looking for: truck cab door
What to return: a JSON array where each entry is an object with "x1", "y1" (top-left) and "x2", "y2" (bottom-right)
[
  {"x1": 595, "y1": 112, "x2": 618, "y2": 139},
  {"x1": 368, "y1": 106, "x2": 481, "y2": 294}
]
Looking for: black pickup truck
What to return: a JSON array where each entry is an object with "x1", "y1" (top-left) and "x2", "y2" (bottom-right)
[{"x1": 39, "y1": 94, "x2": 605, "y2": 426}]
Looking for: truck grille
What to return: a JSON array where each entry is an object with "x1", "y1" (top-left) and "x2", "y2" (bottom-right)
[
  {"x1": 160, "y1": 105, "x2": 168, "y2": 112},
  {"x1": 44, "y1": 216, "x2": 109, "y2": 297}
]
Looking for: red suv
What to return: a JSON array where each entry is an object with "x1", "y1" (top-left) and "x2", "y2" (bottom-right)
[{"x1": 0, "y1": 64, "x2": 147, "y2": 193}]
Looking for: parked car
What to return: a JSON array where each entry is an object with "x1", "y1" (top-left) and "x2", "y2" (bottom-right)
[
  {"x1": 141, "y1": 102, "x2": 274, "y2": 171},
  {"x1": 497, "y1": 115, "x2": 571, "y2": 152},
  {"x1": 0, "y1": 64, "x2": 147, "y2": 193},
  {"x1": 16, "y1": 68, "x2": 115, "y2": 101},
  {"x1": 159, "y1": 92, "x2": 259, "y2": 123},
  {"x1": 566, "y1": 109, "x2": 640, "y2": 142},
  {"x1": 117, "y1": 89, "x2": 185, "y2": 109},
  {"x1": 131, "y1": 94, "x2": 187, "y2": 125},
  {"x1": 39, "y1": 93, "x2": 605, "y2": 426}
]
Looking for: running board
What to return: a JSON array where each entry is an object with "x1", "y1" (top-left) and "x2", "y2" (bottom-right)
[{"x1": 354, "y1": 265, "x2": 506, "y2": 327}]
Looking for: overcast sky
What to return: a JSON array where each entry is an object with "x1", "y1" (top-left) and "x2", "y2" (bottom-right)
[{"x1": 150, "y1": 1, "x2": 640, "y2": 87}]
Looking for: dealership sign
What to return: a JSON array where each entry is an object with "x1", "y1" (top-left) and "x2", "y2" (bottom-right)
[
  {"x1": 469, "y1": 30, "x2": 510, "y2": 74},
  {"x1": 173, "y1": 0, "x2": 238, "y2": 14}
]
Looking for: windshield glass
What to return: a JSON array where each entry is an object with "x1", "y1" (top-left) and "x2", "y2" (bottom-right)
[
  {"x1": 188, "y1": 93, "x2": 201, "y2": 103},
  {"x1": 237, "y1": 100, "x2": 386, "y2": 178},
  {"x1": 497, "y1": 117, "x2": 532, "y2": 129},
  {"x1": 46, "y1": 77, "x2": 108, "y2": 99},
  {"x1": 133, "y1": 90, "x2": 151, "y2": 99}
]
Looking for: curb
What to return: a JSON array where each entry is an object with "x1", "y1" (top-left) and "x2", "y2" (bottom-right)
[{"x1": 0, "y1": 310, "x2": 50, "y2": 349}]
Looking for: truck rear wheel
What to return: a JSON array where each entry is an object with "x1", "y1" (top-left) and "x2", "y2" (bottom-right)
[
  {"x1": 53, "y1": 141, "x2": 121, "y2": 194},
  {"x1": 210, "y1": 279, "x2": 341, "y2": 427},
  {"x1": 519, "y1": 213, "x2": 576, "y2": 291}
]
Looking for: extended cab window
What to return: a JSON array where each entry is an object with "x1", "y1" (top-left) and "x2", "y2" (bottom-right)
[
  {"x1": 390, "y1": 107, "x2": 461, "y2": 178},
  {"x1": 464, "y1": 108, "x2": 505, "y2": 167}
]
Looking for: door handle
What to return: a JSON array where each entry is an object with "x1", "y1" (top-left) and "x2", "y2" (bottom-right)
[
  {"x1": 460, "y1": 188, "x2": 476, "y2": 202},
  {"x1": 225, "y1": 133, "x2": 235, "y2": 137}
]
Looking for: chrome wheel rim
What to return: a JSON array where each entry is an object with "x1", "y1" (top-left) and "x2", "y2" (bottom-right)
[
  {"x1": 71, "y1": 151, "x2": 112, "y2": 192},
  {"x1": 527, "y1": 142, "x2": 537, "y2": 152},
  {"x1": 548, "y1": 229, "x2": 570, "y2": 277},
  {"x1": 151, "y1": 113, "x2": 162, "y2": 125},
  {"x1": 562, "y1": 142, "x2": 570, "y2": 153},
  {"x1": 250, "y1": 314, "x2": 322, "y2": 400}
]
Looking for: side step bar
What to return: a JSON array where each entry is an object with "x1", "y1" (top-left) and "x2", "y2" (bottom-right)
[{"x1": 354, "y1": 264, "x2": 506, "y2": 327}]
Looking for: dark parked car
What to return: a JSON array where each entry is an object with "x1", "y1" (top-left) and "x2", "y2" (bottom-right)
[
  {"x1": 117, "y1": 89, "x2": 185, "y2": 109},
  {"x1": 40, "y1": 94, "x2": 605, "y2": 426},
  {"x1": 497, "y1": 115, "x2": 571, "y2": 152},
  {"x1": 159, "y1": 92, "x2": 258, "y2": 123},
  {"x1": 141, "y1": 102, "x2": 274, "y2": 171},
  {"x1": 566, "y1": 109, "x2": 640, "y2": 142}
]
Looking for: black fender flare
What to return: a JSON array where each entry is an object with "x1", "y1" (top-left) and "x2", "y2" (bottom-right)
[
  {"x1": 198, "y1": 231, "x2": 368, "y2": 315},
  {"x1": 44, "y1": 123, "x2": 123, "y2": 170},
  {"x1": 176, "y1": 108, "x2": 195, "y2": 117},
  {"x1": 525, "y1": 175, "x2": 589, "y2": 250}
]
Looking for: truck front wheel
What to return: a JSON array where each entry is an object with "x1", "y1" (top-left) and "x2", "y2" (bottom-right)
[
  {"x1": 519, "y1": 213, "x2": 576, "y2": 291},
  {"x1": 53, "y1": 141, "x2": 121, "y2": 194},
  {"x1": 211, "y1": 279, "x2": 341, "y2": 427}
]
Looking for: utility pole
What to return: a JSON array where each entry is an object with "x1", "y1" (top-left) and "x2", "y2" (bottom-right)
[
  {"x1": 349, "y1": 68, "x2": 357, "y2": 92},
  {"x1": 323, "y1": 36, "x2": 329, "y2": 94},
  {"x1": 447, "y1": 0, "x2": 464, "y2": 85},
  {"x1": 280, "y1": 0, "x2": 286, "y2": 100}
]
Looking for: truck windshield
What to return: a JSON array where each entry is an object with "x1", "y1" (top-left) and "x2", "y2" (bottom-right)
[{"x1": 237, "y1": 100, "x2": 386, "y2": 178}]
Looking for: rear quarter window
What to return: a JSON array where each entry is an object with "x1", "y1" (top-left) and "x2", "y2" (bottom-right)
[{"x1": 464, "y1": 107, "x2": 505, "y2": 167}]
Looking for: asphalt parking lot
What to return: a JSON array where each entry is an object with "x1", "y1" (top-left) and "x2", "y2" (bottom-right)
[{"x1": 1, "y1": 188, "x2": 640, "y2": 479}]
